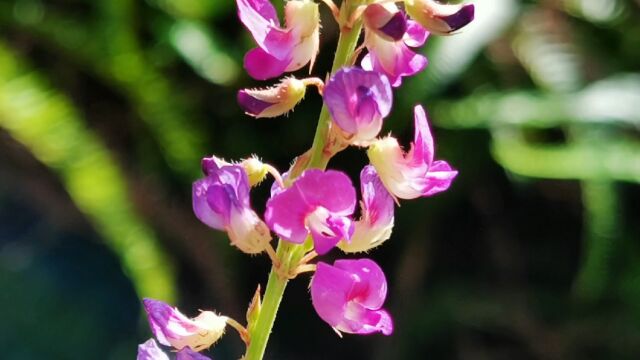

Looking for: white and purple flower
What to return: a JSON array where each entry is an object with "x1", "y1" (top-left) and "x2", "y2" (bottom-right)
[
  {"x1": 311, "y1": 258, "x2": 393, "y2": 335},
  {"x1": 237, "y1": 0, "x2": 320, "y2": 80},
  {"x1": 339, "y1": 166, "x2": 394, "y2": 253},
  {"x1": 324, "y1": 67, "x2": 393, "y2": 145},
  {"x1": 265, "y1": 169, "x2": 356, "y2": 255},
  {"x1": 368, "y1": 105, "x2": 458, "y2": 199},
  {"x1": 137, "y1": 339, "x2": 211, "y2": 360},
  {"x1": 404, "y1": 0, "x2": 475, "y2": 35},
  {"x1": 193, "y1": 156, "x2": 272, "y2": 254},
  {"x1": 141, "y1": 299, "x2": 226, "y2": 355},
  {"x1": 361, "y1": 3, "x2": 429, "y2": 87}
]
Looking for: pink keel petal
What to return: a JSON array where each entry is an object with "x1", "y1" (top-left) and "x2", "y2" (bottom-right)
[
  {"x1": 244, "y1": 47, "x2": 291, "y2": 80},
  {"x1": 410, "y1": 104, "x2": 434, "y2": 166},
  {"x1": 335, "y1": 258, "x2": 387, "y2": 309},
  {"x1": 404, "y1": 20, "x2": 429, "y2": 47}
]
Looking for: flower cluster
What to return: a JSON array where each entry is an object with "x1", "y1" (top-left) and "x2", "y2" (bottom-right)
[{"x1": 137, "y1": 0, "x2": 474, "y2": 358}]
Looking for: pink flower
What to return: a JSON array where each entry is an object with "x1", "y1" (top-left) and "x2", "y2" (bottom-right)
[
  {"x1": 323, "y1": 67, "x2": 393, "y2": 145},
  {"x1": 368, "y1": 105, "x2": 457, "y2": 199},
  {"x1": 339, "y1": 166, "x2": 394, "y2": 253},
  {"x1": 193, "y1": 156, "x2": 272, "y2": 254},
  {"x1": 361, "y1": 3, "x2": 429, "y2": 87},
  {"x1": 143, "y1": 299, "x2": 227, "y2": 352},
  {"x1": 265, "y1": 169, "x2": 356, "y2": 255},
  {"x1": 137, "y1": 339, "x2": 169, "y2": 360},
  {"x1": 237, "y1": 0, "x2": 320, "y2": 80},
  {"x1": 311, "y1": 258, "x2": 393, "y2": 335},
  {"x1": 137, "y1": 339, "x2": 212, "y2": 360}
]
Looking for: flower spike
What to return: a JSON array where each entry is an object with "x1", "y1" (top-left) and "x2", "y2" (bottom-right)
[
  {"x1": 368, "y1": 105, "x2": 458, "y2": 199},
  {"x1": 311, "y1": 259, "x2": 393, "y2": 335}
]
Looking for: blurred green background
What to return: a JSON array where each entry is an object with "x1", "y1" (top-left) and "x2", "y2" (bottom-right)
[{"x1": 0, "y1": 0, "x2": 639, "y2": 358}]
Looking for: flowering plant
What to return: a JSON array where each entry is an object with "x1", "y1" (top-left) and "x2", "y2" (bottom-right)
[{"x1": 138, "y1": 0, "x2": 474, "y2": 358}]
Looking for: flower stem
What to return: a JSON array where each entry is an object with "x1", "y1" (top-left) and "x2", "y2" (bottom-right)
[{"x1": 244, "y1": 7, "x2": 364, "y2": 360}]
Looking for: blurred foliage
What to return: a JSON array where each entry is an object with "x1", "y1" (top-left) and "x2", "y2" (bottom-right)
[{"x1": 0, "y1": 0, "x2": 639, "y2": 359}]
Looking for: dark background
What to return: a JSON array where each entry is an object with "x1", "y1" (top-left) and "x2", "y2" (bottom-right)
[{"x1": 0, "y1": 0, "x2": 639, "y2": 358}]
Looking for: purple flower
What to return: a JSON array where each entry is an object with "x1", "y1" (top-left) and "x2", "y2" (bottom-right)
[
  {"x1": 265, "y1": 169, "x2": 356, "y2": 255},
  {"x1": 143, "y1": 299, "x2": 227, "y2": 352},
  {"x1": 339, "y1": 166, "x2": 394, "y2": 253},
  {"x1": 324, "y1": 68, "x2": 393, "y2": 145},
  {"x1": 193, "y1": 156, "x2": 272, "y2": 254},
  {"x1": 238, "y1": 77, "x2": 307, "y2": 118},
  {"x1": 361, "y1": 3, "x2": 429, "y2": 87},
  {"x1": 237, "y1": 0, "x2": 320, "y2": 80},
  {"x1": 368, "y1": 105, "x2": 458, "y2": 199},
  {"x1": 176, "y1": 347, "x2": 212, "y2": 360},
  {"x1": 311, "y1": 258, "x2": 393, "y2": 335},
  {"x1": 138, "y1": 339, "x2": 170, "y2": 360},
  {"x1": 404, "y1": 0, "x2": 475, "y2": 35}
]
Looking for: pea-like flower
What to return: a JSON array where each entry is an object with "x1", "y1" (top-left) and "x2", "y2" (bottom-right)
[
  {"x1": 265, "y1": 169, "x2": 356, "y2": 255},
  {"x1": 237, "y1": 0, "x2": 320, "y2": 80},
  {"x1": 137, "y1": 339, "x2": 169, "y2": 360},
  {"x1": 238, "y1": 77, "x2": 307, "y2": 118},
  {"x1": 404, "y1": 0, "x2": 475, "y2": 35},
  {"x1": 368, "y1": 105, "x2": 457, "y2": 199},
  {"x1": 143, "y1": 299, "x2": 227, "y2": 352},
  {"x1": 339, "y1": 166, "x2": 394, "y2": 253},
  {"x1": 324, "y1": 67, "x2": 392, "y2": 145},
  {"x1": 137, "y1": 339, "x2": 211, "y2": 360},
  {"x1": 361, "y1": 3, "x2": 429, "y2": 87},
  {"x1": 311, "y1": 258, "x2": 393, "y2": 335},
  {"x1": 193, "y1": 156, "x2": 272, "y2": 254}
]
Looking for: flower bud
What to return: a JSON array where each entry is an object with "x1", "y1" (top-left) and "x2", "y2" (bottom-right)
[
  {"x1": 241, "y1": 157, "x2": 269, "y2": 186},
  {"x1": 143, "y1": 299, "x2": 227, "y2": 352},
  {"x1": 404, "y1": 0, "x2": 475, "y2": 35},
  {"x1": 238, "y1": 77, "x2": 306, "y2": 118},
  {"x1": 364, "y1": 3, "x2": 407, "y2": 41}
]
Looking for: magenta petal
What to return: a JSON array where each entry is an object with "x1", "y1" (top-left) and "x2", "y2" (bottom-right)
[
  {"x1": 311, "y1": 215, "x2": 354, "y2": 255},
  {"x1": 193, "y1": 178, "x2": 226, "y2": 230},
  {"x1": 404, "y1": 20, "x2": 429, "y2": 47},
  {"x1": 311, "y1": 259, "x2": 392, "y2": 336},
  {"x1": 311, "y1": 262, "x2": 355, "y2": 327},
  {"x1": 137, "y1": 339, "x2": 169, "y2": 360},
  {"x1": 265, "y1": 169, "x2": 356, "y2": 251},
  {"x1": 335, "y1": 258, "x2": 387, "y2": 309},
  {"x1": 324, "y1": 67, "x2": 392, "y2": 141},
  {"x1": 143, "y1": 299, "x2": 187, "y2": 346},
  {"x1": 420, "y1": 160, "x2": 458, "y2": 196},
  {"x1": 363, "y1": 41, "x2": 427, "y2": 87},
  {"x1": 360, "y1": 165, "x2": 394, "y2": 225},
  {"x1": 244, "y1": 47, "x2": 291, "y2": 80},
  {"x1": 176, "y1": 347, "x2": 212, "y2": 360},
  {"x1": 410, "y1": 104, "x2": 435, "y2": 166},
  {"x1": 292, "y1": 170, "x2": 356, "y2": 214},
  {"x1": 236, "y1": 0, "x2": 294, "y2": 59}
]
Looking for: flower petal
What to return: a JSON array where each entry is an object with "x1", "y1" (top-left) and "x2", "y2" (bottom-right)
[
  {"x1": 176, "y1": 347, "x2": 212, "y2": 360},
  {"x1": 137, "y1": 339, "x2": 170, "y2": 360},
  {"x1": 363, "y1": 35, "x2": 427, "y2": 87},
  {"x1": 409, "y1": 104, "x2": 434, "y2": 167},
  {"x1": 244, "y1": 47, "x2": 292, "y2": 81},
  {"x1": 403, "y1": 20, "x2": 429, "y2": 47},
  {"x1": 236, "y1": 0, "x2": 294, "y2": 59}
]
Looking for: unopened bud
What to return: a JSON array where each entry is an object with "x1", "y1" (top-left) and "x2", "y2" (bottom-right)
[
  {"x1": 241, "y1": 157, "x2": 269, "y2": 186},
  {"x1": 404, "y1": 0, "x2": 475, "y2": 35},
  {"x1": 238, "y1": 77, "x2": 307, "y2": 118}
]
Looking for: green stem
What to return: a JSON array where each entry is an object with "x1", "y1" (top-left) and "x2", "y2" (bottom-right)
[
  {"x1": 308, "y1": 20, "x2": 363, "y2": 169},
  {"x1": 243, "y1": 12, "x2": 364, "y2": 360}
]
